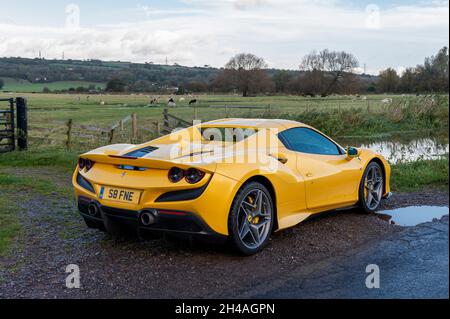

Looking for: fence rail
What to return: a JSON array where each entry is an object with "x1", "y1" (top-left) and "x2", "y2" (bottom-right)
[{"x1": 25, "y1": 113, "x2": 161, "y2": 149}]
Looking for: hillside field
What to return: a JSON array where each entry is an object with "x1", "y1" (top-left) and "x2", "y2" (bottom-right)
[{"x1": 0, "y1": 78, "x2": 106, "y2": 93}]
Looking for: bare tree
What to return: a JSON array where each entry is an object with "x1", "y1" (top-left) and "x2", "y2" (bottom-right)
[
  {"x1": 378, "y1": 68, "x2": 400, "y2": 93},
  {"x1": 221, "y1": 53, "x2": 272, "y2": 97},
  {"x1": 300, "y1": 49, "x2": 359, "y2": 96}
]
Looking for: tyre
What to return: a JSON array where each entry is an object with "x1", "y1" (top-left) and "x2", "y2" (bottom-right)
[
  {"x1": 358, "y1": 162, "x2": 385, "y2": 213},
  {"x1": 228, "y1": 182, "x2": 274, "y2": 255}
]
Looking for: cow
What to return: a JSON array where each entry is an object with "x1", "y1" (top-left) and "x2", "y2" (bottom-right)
[{"x1": 189, "y1": 99, "x2": 197, "y2": 106}]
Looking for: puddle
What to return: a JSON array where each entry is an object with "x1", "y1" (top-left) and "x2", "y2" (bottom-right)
[
  {"x1": 376, "y1": 206, "x2": 449, "y2": 226},
  {"x1": 338, "y1": 132, "x2": 448, "y2": 164}
]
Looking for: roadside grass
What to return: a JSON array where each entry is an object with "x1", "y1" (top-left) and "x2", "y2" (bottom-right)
[
  {"x1": 391, "y1": 158, "x2": 449, "y2": 192},
  {"x1": 0, "y1": 148, "x2": 79, "y2": 172},
  {"x1": 0, "y1": 194, "x2": 20, "y2": 256},
  {"x1": 0, "y1": 168, "x2": 75, "y2": 256}
]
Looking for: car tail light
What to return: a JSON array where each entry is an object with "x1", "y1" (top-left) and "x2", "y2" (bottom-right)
[
  {"x1": 168, "y1": 167, "x2": 184, "y2": 183},
  {"x1": 85, "y1": 159, "x2": 95, "y2": 171},
  {"x1": 78, "y1": 158, "x2": 86, "y2": 170},
  {"x1": 185, "y1": 168, "x2": 205, "y2": 184},
  {"x1": 78, "y1": 158, "x2": 95, "y2": 171}
]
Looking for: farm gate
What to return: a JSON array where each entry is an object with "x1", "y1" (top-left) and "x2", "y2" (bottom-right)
[{"x1": 0, "y1": 97, "x2": 28, "y2": 153}]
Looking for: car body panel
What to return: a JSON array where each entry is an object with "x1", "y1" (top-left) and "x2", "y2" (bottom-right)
[{"x1": 73, "y1": 118, "x2": 391, "y2": 237}]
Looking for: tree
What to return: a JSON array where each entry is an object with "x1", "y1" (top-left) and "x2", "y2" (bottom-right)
[
  {"x1": 299, "y1": 49, "x2": 359, "y2": 96},
  {"x1": 220, "y1": 53, "x2": 272, "y2": 97},
  {"x1": 186, "y1": 81, "x2": 209, "y2": 92},
  {"x1": 0, "y1": 78, "x2": 4, "y2": 90},
  {"x1": 416, "y1": 46, "x2": 449, "y2": 92},
  {"x1": 273, "y1": 70, "x2": 293, "y2": 93},
  {"x1": 398, "y1": 67, "x2": 418, "y2": 93},
  {"x1": 106, "y1": 78, "x2": 127, "y2": 92},
  {"x1": 378, "y1": 68, "x2": 400, "y2": 93}
]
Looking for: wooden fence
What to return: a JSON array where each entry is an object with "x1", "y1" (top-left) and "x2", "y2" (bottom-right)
[{"x1": 28, "y1": 113, "x2": 162, "y2": 149}]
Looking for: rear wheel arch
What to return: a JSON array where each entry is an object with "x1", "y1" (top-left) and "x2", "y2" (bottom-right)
[{"x1": 238, "y1": 175, "x2": 278, "y2": 231}]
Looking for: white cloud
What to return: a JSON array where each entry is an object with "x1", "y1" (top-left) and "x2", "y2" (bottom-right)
[{"x1": 0, "y1": 0, "x2": 448, "y2": 73}]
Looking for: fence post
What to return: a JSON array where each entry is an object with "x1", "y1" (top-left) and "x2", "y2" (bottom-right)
[
  {"x1": 131, "y1": 113, "x2": 138, "y2": 140},
  {"x1": 194, "y1": 105, "x2": 198, "y2": 120},
  {"x1": 163, "y1": 107, "x2": 169, "y2": 131},
  {"x1": 66, "y1": 119, "x2": 73, "y2": 149},
  {"x1": 120, "y1": 119, "x2": 124, "y2": 131},
  {"x1": 6, "y1": 98, "x2": 15, "y2": 151},
  {"x1": 16, "y1": 97, "x2": 27, "y2": 150},
  {"x1": 109, "y1": 128, "x2": 115, "y2": 143}
]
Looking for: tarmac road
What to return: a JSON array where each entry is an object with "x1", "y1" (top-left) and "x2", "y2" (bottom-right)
[{"x1": 232, "y1": 215, "x2": 449, "y2": 299}]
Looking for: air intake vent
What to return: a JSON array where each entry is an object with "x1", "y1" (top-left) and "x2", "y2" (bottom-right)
[{"x1": 124, "y1": 146, "x2": 157, "y2": 158}]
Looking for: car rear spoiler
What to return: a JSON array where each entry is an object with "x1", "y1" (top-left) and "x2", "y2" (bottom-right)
[{"x1": 81, "y1": 153, "x2": 217, "y2": 173}]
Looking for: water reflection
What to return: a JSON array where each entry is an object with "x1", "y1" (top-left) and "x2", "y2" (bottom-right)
[
  {"x1": 338, "y1": 133, "x2": 449, "y2": 164},
  {"x1": 376, "y1": 206, "x2": 449, "y2": 226}
]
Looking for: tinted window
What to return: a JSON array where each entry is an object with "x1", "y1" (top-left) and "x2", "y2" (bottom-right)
[{"x1": 279, "y1": 128, "x2": 342, "y2": 155}]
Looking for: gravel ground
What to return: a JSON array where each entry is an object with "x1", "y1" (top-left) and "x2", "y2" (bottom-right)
[{"x1": 0, "y1": 169, "x2": 448, "y2": 299}]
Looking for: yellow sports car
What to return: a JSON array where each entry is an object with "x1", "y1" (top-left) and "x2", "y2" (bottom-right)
[{"x1": 73, "y1": 119, "x2": 391, "y2": 255}]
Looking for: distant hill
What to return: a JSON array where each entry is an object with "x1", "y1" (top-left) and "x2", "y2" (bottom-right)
[
  {"x1": 0, "y1": 57, "x2": 377, "y2": 93},
  {"x1": 0, "y1": 57, "x2": 221, "y2": 89}
]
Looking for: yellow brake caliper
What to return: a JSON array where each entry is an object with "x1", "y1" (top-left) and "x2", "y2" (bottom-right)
[{"x1": 246, "y1": 195, "x2": 260, "y2": 224}]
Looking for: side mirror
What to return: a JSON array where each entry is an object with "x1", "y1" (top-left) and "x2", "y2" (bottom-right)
[{"x1": 346, "y1": 147, "x2": 360, "y2": 160}]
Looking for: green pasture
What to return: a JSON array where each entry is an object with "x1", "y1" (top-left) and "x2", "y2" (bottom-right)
[{"x1": 0, "y1": 78, "x2": 105, "y2": 93}]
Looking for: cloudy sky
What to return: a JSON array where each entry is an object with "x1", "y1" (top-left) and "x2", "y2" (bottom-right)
[{"x1": 0, "y1": 0, "x2": 448, "y2": 74}]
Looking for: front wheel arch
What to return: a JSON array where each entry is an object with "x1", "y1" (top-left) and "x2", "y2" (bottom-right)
[{"x1": 362, "y1": 158, "x2": 387, "y2": 199}]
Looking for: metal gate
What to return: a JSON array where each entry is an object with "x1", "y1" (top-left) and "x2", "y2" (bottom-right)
[{"x1": 0, "y1": 98, "x2": 15, "y2": 153}]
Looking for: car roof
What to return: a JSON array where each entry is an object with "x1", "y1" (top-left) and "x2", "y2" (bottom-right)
[{"x1": 201, "y1": 118, "x2": 309, "y2": 131}]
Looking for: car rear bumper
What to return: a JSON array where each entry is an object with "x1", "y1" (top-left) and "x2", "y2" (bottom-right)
[{"x1": 77, "y1": 196, "x2": 227, "y2": 242}]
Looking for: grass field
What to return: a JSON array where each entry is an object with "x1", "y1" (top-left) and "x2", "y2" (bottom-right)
[
  {"x1": 0, "y1": 92, "x2": 447, "y2": 126},
  {"x1": 0, "y1": 78, "x2": 106, "y2": 93},
  {"x1": 0, "y1": 92, "x2": 448, "y2": 255},
  {"x1": 0, "y1": 92, "x2": 447, "y2": 150}
]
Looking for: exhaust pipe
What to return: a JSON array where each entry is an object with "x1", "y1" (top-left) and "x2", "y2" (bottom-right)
[
  {"x1": 140, "y1": 210, "x2": 156, "y2": 226},
  {"x1": 88, "y1": 203, "x2": 99, "y2": 217}
]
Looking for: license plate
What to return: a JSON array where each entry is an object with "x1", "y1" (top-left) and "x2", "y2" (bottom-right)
[{"x1": 99, "y1": 186, "x2": 141, "y2": 204}]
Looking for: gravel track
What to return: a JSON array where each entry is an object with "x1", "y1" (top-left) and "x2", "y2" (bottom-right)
[{"x1": 0, "y1": 168, "x2": 448, "y2": 299}]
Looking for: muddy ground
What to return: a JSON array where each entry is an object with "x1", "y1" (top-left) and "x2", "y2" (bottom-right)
[{"x1": 0, "y1": 168, "x2": 448, "y2": 299}]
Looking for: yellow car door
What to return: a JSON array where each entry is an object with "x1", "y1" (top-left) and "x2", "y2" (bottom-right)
[{"x1": 278, "y1": 127, "x2": 362, "y2": 210}]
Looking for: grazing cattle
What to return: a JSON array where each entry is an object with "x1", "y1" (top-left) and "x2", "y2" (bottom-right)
[
  {"x1": 167, "y1": 97, "x2": 176, "y2": 108},
  {"x1": 149, "y1": 96, "x2": 159, "y2": 104},
  {"x1": 189, "y1": 99, "x2": 197, "y2": 105}
]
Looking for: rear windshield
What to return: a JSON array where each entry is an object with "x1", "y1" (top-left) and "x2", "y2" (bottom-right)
[{"x1": 200, "y1": 127, "x2": 257, "y2": 143}]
